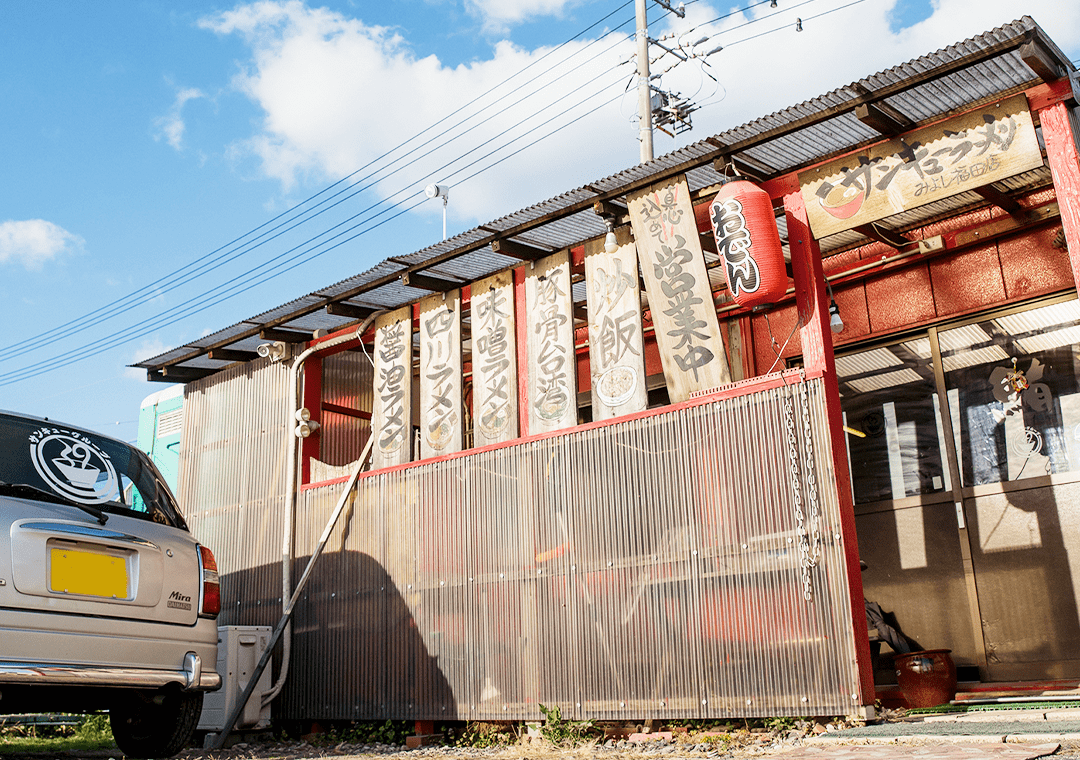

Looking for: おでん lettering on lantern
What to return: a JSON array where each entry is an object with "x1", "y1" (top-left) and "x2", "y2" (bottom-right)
[{"x1": 710, "y1": 180, "x2": 787, "y2": 309}]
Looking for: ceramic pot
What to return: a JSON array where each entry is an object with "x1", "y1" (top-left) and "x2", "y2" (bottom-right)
[{"x1": 894, "y1": 649, "x2": 957, "y2": 708}]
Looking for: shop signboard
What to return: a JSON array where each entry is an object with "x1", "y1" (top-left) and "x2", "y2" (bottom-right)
[
  {"x1": 799, "y1": 93, "x2": 1043, "y2": 238},
  {"x1": 584, "y1": 225, "x2": 647, "y2": 419},
  {"x1": 472, "y1": 270, "x2": 519, "y2": 446},
  {"x1": 526, "y1": 250, "x2": 578, "y2": 433},
  {"x1": 629, "y1": 174, "x2": 731, "y2": 402},
  {"x1": 371, "y1": 306, "x2": 413, "y2": 469},
  {"x1": 418, "y1": 290, "x2": 462, "y2": 459}
]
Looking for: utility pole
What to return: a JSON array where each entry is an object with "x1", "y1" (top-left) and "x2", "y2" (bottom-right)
[{"x1": 635, "y1": 0, "x2": 654, "y2": 163}]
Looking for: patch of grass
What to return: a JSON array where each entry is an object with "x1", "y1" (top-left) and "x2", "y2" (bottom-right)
[
  {"x1": 0, "y1": 714, "x2": 115, "y2": 754},
  {"x1": 537, "y1": 704, "x2": 597, "y2": 747},
  {"x1": 312, "y1": 720, "x2": 411, "y2": 746},
  {"x1": 450, "y1": 721, "x2": 517, "y2": 748}
]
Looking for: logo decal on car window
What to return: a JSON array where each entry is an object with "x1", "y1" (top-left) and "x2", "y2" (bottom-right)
[{"x1": 29, "y1": 427, "x2": 119, "y2": 505}]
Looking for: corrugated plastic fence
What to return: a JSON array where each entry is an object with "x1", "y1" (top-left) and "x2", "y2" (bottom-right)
[{"x1": 276, "y1": 375, "x2": 862, "y2": 721}]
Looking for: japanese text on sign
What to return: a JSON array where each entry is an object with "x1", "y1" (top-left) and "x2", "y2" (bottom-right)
[
  {"x1": 419, "y1": 291, "x2": 462, "y2": 458},
  {"x1": 629, "y1": 174, "x2": 730, "y2": 403},
  {"x1": 473, "y1": 272, "x2": 518, "y2": 444},
  {"x1": 799, "y1": 94, "x2": 1042, "y2": 238}
]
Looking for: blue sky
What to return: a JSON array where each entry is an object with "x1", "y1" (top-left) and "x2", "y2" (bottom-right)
[{"x1": 1, "y1": 0, "x2": 1078, "y2": 445}]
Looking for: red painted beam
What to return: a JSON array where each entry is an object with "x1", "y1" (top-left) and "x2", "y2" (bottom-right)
[
  {"x1": 785, "y1": 189, "x2": 875, "y2": 707},
  {"x1": 1039, "y1": 100, "x2": 1080, "y2": 289}
]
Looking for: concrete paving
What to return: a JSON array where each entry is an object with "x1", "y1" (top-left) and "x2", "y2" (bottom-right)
[{"x1": 776, "y1": 708, "x2": 1080, "y2": 760}]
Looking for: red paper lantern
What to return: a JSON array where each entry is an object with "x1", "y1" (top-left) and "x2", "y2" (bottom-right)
[{"x1": 709, "y1": 180, "x2": 787, "y2": 309}]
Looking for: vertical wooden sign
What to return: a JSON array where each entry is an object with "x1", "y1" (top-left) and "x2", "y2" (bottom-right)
[
  {"x1": 419, "y1": 290, "x2": 462, "y2": 459},
  {"x1": 628, "y1": 174, "x2": 731, "y2": 402},
  {"x1": 371, "y1": 306, "x2": 413, "y2": 470},
  {"x1": 472, "y1": 271, "x2": 518, "y2": 446},
  {"x1": 584, "y1": 226, "x2": 647, "y2": 420},
  {"x1": 526, "y1": 250, "x2": 578, "y2": 433}
]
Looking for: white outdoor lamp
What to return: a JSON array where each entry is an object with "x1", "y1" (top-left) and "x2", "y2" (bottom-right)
[{"x1": 425, "y1": 183, "x2": 450, "y2": 240}]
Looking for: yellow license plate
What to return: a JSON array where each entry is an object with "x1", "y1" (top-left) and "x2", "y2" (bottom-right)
[{"x1": 50, "y1": 547, "x2": 128, "y2": 599}]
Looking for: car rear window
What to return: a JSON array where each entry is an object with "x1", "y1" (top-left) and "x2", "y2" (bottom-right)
[{"x1": 0, "y1": 413, "x2": 187, "y2": 528}]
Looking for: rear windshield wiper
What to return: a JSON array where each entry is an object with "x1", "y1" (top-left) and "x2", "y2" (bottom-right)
[{"x1": 0, "y1": 481, "x2": 108, "y2": 525}]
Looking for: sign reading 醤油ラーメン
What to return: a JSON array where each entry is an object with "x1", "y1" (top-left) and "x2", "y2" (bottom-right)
[
  {"x1": 371, "y1": 306, "x2": 413, "y2": 470},
  {"x1": 799, "y1": 93, "x2": 1043, "y2": 238}
]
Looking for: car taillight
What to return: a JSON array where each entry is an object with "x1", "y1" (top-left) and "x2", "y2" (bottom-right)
[{"x1": 198, "y1": 544, "x2": 220, "y2": 618}]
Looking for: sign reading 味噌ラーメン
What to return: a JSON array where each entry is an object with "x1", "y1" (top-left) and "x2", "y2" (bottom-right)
[{"x1": 798, "y1": 93, "x2": 1043, "y2": 239}]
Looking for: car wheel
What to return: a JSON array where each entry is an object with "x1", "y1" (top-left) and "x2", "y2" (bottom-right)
[{"x1": 110, "y1": 688, "x2": 203, "y2": 758}]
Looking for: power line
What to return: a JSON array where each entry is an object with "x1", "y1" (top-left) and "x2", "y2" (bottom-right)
[
  {"x1": 1, "y1": 70, "x2": 629, "y2": 386},
  {"x1": 2, "y1": 28, "x2": 635, "y2": 374},
  {"x1": 1, "y1": 1, "x2": 637, "y2": 363},
  {"x1": 5, "y1": 0, "x2": 846, "y2": 386}
]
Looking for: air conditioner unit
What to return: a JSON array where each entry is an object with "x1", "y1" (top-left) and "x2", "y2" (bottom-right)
[{"x1": 197, "y1": 626, "x2": 273, "y2": 733}]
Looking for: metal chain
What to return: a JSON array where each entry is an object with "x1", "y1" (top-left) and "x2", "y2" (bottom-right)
[
  {"x1": 782, "y1": 385, "x2": 812, "y2": 601},
  {"x1": 784, "y1": 370, "x2": 823, "y2": 602},
  {"x1": 798, "y1": 369, "x2": 822, "y2": 573}
]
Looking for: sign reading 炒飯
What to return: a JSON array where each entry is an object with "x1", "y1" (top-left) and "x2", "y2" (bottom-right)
[
  {"x1": 526, "y1": 250, "x2": 578, "y2": 434},
  {"x1": 584, "y1": 225, "x2": 647, "y2": 420},
  {"x1": 799, "y1": 94, "x2": 1043, "y2": 238},
  {"x1": 371, "y1": 306, "x2": 413, "y2": 470},
  {"x1": 418, "y1": 290, "x2": 462, "y2": 459},
  {"x1": 628, "y1": 174, "x2": 731, "y2": 403},
  {"x1": 471, "y1": 271, "x2": 518, "y2": 446}
]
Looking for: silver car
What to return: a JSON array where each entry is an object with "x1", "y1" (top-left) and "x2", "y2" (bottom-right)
[{"x1": 0, "y1": 410, "x2": 220, "y2": 757}]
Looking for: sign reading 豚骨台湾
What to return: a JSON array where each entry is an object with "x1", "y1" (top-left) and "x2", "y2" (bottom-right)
[
  {"x1": 799, "y1": 94, "x2": 1043, "y2": 239},
  {"x1": 371, "y1": 306, "x2": 413, "y2": 470},
  {"x1": 629, "y1": 174, "x2": 731, "y2": 403},
  {"x1": 526, "y1": 250, "x2": 578, "y2": 434},
  {"x1": 419, "y1": 290, "x2": 462, "y2": 459}
]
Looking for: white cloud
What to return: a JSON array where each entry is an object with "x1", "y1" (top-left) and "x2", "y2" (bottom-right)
[
  {"x1": 465, "y1": 0, "x2": 577, "y2": 31},
  {"x1": 0, "y1": 220, "x2": 83, "y2": 270},
  {"x1": 124, "y1": 339, "x2": 168, "y2": 381},
  {"x1": 198, "y1": 0, "x2": 1080, "y2": 227},
  {"x1": 154, "y1": 86, "x2": 206, "y2": 150}
]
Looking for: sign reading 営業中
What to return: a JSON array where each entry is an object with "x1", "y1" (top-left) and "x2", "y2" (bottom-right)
[
  {"x1": 472, "y1": 271, "x2": 518, "y2": 446},
  {"x1": 798, "y1": 93, "x2": 1043, "y2": 238},
  {"x1": 418, "y1": 290, "x2": 462, "y2": 459},
  {"x1": 628, "y1": 174, "x2": 731, "y2": 403},
  {"x1": 584, "y1": 225, "x2": 647, "y2": 420},
  {"x1": 371, "y1": 306, "x2": 413, "y2": 470},
  {"x1": 526, "y1": 250, "x2": 578, "y2": 434}
]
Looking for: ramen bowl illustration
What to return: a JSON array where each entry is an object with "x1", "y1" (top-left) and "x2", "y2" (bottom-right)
[{"x1": 820, "y1": 182, "x2": 865, "y2": 220}]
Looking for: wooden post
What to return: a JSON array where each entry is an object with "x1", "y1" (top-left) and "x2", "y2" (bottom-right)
[
  {"x1": 300, "y1": 355, "x2": 322, "y2": 486},
  {"x1": 514, "y1": 265, "x2": 530, "y2": 439},
  {"x1": 784, "y1": 189, "x2": 875, "y2": 706},
  {"x1": 1039, "y1": 100, "x2": 1080, "y2": 286}
]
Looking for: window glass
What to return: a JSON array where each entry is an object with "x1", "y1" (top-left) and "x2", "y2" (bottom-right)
[
  {"x1": 941, "y1": 298, "x2": 1080, "y2": 486},
  {"x1": 837, "y1": 343, "x2": 949, "y2": 504},
  {"x1": 0, "y1": 413, "x2": 185, "y2": 526},
  {"x1": 318, "y1": 351, "x2": 373, "y2": 469}
]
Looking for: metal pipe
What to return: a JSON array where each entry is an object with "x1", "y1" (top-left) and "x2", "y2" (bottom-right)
[
  {"x1": 213, "y1": 435, "x2": 374, "y2": 748},
  {"x1": 265, "y1": 311, "x2": 383, "y2": 706}
]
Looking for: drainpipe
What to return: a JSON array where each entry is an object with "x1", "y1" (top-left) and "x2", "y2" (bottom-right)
[{"x1": 262, "y1": 311, "x2": 383, "y2": 706}]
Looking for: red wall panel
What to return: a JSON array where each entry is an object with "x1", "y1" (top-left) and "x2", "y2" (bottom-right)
[
  {"x1": 999, "y1": 226, "x2": 1074, "y2": 300},
  {"x1": 866, "y1": 264, "x2": 936, "y2": 332},
  {"x1": 928, "y1": 243, "x2": 1006, "y2": 315}
]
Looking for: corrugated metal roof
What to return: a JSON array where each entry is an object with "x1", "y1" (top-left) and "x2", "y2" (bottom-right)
[{"x1": 136, "y1": 16, "x2": 1075, "y2": 378}]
